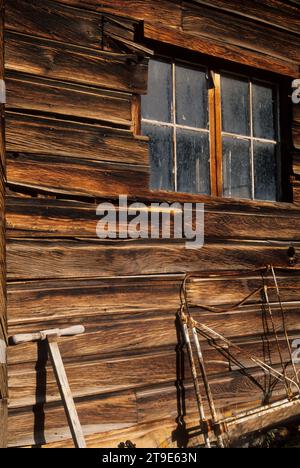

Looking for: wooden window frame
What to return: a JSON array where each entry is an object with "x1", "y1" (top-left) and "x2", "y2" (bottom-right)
[{"x1": 133, "y1": 50, "x2": 292, "y2": 204}]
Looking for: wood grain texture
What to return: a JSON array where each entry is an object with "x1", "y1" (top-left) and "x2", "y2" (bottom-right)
[
  {"x1": 8, "y1": 351, "x2": 188, "y2": 408},
  {"x1": 8, "y1": 301, "x2": 300, "y2": 365},
  {"x1": 6, "y1": 273, "x2": 300, "y2": 328},
  {"x1": 5, "y1": 32, "x2": 149, "y2": 94},
  {"x1": 54, "y1": 0, "x2": 183, "y2": 28},
  {"x1": 293, "y1": 123, "x2": 300, "y2": 150},
  {"x1": 6, "y1": 113, "x2": 149, "y2": 165},
  {"x1": 136, "y1": 369, "x2": 289, "y2": 424},
  {"x1": 7, "y1": 335, "x2": 297, "y2": 409},
  {"x1": 190, "y1": 0, "x2": 300, "y2": 35},
  {"x1": 182, "y1": 4, "x2": 300, "y2": 64},
  {"x1": 7, "y1": 276, "x2": 182, "y2": 325},
  {"x1": 5, "y1": 0, "x2": 138, "y2": 51},
  {"x1": 5, "y1": 0, "x2": 300, "y2": 449},
  {"x1": 8, "y1": 390, "x2": 137, "y2": 447},
  {"x1": 144, "y1": 23, "x2": 298, "y2": 78},
  {"x1": 6, "y1": 0, "x2": 105, "y2": 50},
  {"x1": 7, "y1": 153, "x2": 149, "y2": 198},
  {"x1": 7, "y1": 360, "x2": 292, "y2": 446},
  {"x1": 294, "y1": 104, "x2": 300, "y2": 126},
  {"x1": 6, "y1": 72, "x2": 133, "y2": 127},
  {"x1": 6, "y1": 196, "x2": 300, "y2": 241},
  {"x1": 40, "y1": 418, "x2": 193, "y2": 448},
  {"x1": 6, "y1": 238, "x2": 296, "y2": 281}
]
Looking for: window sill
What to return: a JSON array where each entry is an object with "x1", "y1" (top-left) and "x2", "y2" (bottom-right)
[{"x1": 143, "y1": 189, "x2": 298, "y2": 214}]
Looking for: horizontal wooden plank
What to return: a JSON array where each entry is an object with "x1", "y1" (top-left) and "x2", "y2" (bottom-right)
[
  {"x1": 7, "y1": 276, "x2": 182, "y2": 326},
  {"x1": 8, "y1": 336, "x2": 296, "y2": 409},
  {"x1": 7, "y1": 363, "x2": 293, "y2": 447},
  {"x1": 6, "y1": 0, "x2": 139, "y2": 52},
  {"x1": 8, "y1": 351, "x2": 190, "y2": 409},
  {"x1": 182, "y1": 4, "x2": 300, "y2": 64},
  {"x1": 7, "y1": 153, "x2": 149, "y2": 198},
  {"x1": 7, "y1": 296, "x2": 300, "y2": 365},
  {"x1": 189, "y1": 0, "x2": 300, "y2": 35},
  {"x1": 187, "y1": 273, "x2": 300, "y2": 307},
  {"x1": 6, "y1": 238, "x2": 299, "y2": 281},
  {"x1": 55, "y1": 0, "x2": 183, "y2": 28},
  {"x1": 40, "y1": 418, "x2": 188, "y2": 449},
  {"x1": 293, "y1": 152, "x2": 300, "y2": 177},
  {"x1": 293, "y1": 179, "x2": 300, "y2": 204},
  {"x1": 6, "y1": 272, "x2": 300, "y2": 328},
  {"x1": 144, "y1": 23, "x2": 298, "y2": 77},
  {"x1": 5, "y1": 32, "x2": 149, "y2": 94},
  {"x1": 6, "y1": 196, "x2": 300, "y2": 241},
  {"x1": 6, "y1": 73, "x2": 132, "y2": 127},
  {"x1": 7, "y1": 157, "x2": 299, "y2": 211},
  {"x1": 294, "y1": 104, "x2": 300, "y2": 126},
  {"x1": 8, "y1": 390, "x2": 137, "y2": 447},
  {"x1": 6, "y1": 0, "x2": 103, "y2": 50},
  {"x1": 136, "y1": 370, "x2": 289, "y2": 425},
  {"x1": 6, "y1": 113, "x2": 148, "y2": 165},
  {"x1": 293, "y1": 123, "x2": 300, "y2": 150}
]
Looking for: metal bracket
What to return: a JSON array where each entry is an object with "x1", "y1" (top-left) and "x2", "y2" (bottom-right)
[{"x1": 0, "y1": 80, "x2": 5, "y2": 105}]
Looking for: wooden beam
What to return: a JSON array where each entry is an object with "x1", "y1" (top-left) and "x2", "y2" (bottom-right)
[
  {"x1": 6, "y1": 72, "x2": 133, "y2": 128},
  {"x1": 6, "y1": 238, "x2": 296, "y2": 281},
  {"x1": 144, "y1": 23, "x2": 298, "y2": 77},
  {"x1": 6, "y1": 112, "x2": 149, "y2": 166},
  {"x1": 5, "y1": 31, "x2": 149, "y2": 95}
]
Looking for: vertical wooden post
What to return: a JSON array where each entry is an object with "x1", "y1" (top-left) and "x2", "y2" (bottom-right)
[{"x1": 0, "y1": 0, "x2": 7, "y2": 449}]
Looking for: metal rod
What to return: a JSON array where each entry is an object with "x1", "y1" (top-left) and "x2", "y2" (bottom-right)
[
  {"x1": 191, "y1": 326, "x2": 225, "y2": 448},
  {"x1": 263, "y1": 285, "x2": 291, "y2": 398},
  {"x1": 270, "y1": 266, "x2": 300, "y2": 390},
  {"x1": 194, "y1": 320, "x2": 300, "y2": 394},
  {"x1": 181, "y1": 322, "x2": 211, "y2": 448}
]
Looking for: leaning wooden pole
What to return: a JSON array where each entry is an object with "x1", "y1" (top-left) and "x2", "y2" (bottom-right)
[{"x1": 0, "y1": 0, "x2": 7, "y2": 449}]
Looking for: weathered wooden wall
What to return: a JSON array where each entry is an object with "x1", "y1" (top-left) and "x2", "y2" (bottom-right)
[
  {"x1": 0, "y1": 0, "x2": 7, "y2": 449},
  {"x1": 4, "y1": 0, "x2": 300, "y2": 448}
]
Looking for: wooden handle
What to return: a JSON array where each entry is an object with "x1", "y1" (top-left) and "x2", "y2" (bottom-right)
[
  {"x1": 59, "y1": 326, "x2": 85, "y2": 337},
  {"x1": 11, "y1": 332, "x2": 42, "y2": 345},
  {"x1": 11, "y1": 326, "x2": 85, "y2": 345}
]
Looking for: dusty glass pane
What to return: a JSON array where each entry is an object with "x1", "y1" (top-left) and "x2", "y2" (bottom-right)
[
  {"x1": 141, "y1": 59, "x2": 172, "y2": 123},
  {"x1": 176, "y1": 129, "x2": 210, "y2": 195},
  {"x1": 253, "y1": 82, "x2": 277, "y2": 140},
  {"x1": 142, "y1": 122, "x2": 174, "y2": 191},
  {"x1": 221, "y1": 75, "x2": 250, "y2": 136},
  {"x1": 223, "y1": 137, "x2": 251, "y2": 199},
  {"x1": 254, "y1": 142, "x2": 277, "y2": 201},
  {"x1": 176, "y1": 65, "x2": 208, "y2": 129}
]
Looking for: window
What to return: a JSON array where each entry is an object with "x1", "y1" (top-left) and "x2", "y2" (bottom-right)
[{"x1": 141, "y1": 58, "x2": 282, "y2": 202}]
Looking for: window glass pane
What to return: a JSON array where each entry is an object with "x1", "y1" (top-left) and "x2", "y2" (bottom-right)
[
  {"x1": 142, "y1": 122, "x2": 174, "y2": 191},
  {"x1": 141, "y1": 60, "x2": 172, "y2": 123},
  {"x1": 221, "y1": 75, "x2": 250, "y2": 136},
  {"x1": 223, "y1": 137, "x2": 251, "y2": 198},
  {"x1": 177, "y1": 129, "x2": 210, "y2": 195},
  {"x1": 176, "y1": 65, "x2": 208, "y2": 129},
  {"x1": 253, "y1": 82, "x2": 277, "y2": 140},
  {"x1": 254, "y1": 142, "x2": 277, "y2": 201}
]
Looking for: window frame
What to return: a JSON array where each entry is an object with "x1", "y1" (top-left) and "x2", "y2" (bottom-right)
[
  {"x1": 216, "y1": 70, "x2": 282, "y2": 201},
  {"x1": 141, "y1": 58, "x2": 214, "y2": 194},
  {"x1": 133, "y1": 50, "x2": 292, "y2": 204}
]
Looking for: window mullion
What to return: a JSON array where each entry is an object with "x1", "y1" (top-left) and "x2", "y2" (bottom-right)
[{"x1": 213, "y1": 72, "x2": 223, "y2": 197}]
